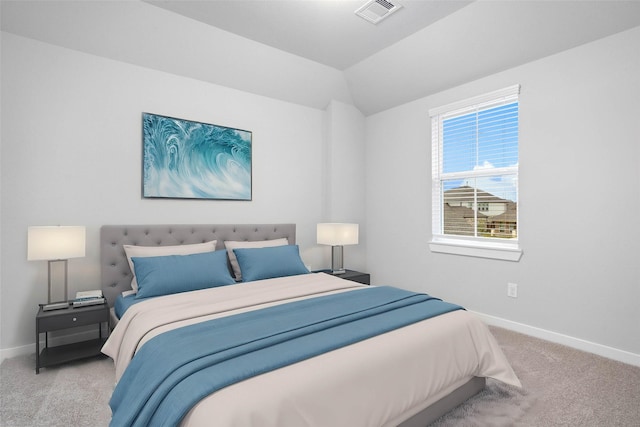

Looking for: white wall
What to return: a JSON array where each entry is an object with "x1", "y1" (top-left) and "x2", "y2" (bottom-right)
[
  {"x1": 0, "y1": 33, "x2": 361, "y2": 355},
  {"x1": 366, "y1": 26, "x2": 640, "y2": 362},
  {"x1": 323, "y1": 100, "x2": 367, "y2": 271}
]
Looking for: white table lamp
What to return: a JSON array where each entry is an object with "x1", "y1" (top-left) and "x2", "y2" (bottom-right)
[
  {"x1": 28, "y1": 226, "x2": 86, "y2": 305},
  {"x1": 317, "y1": 223, "x2": 359, "y2": 274}
]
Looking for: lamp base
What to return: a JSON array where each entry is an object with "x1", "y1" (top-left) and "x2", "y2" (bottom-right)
[
  {"x1": 47, "y1": 259, "x2": 69, "y2": 303},
  {"x1": 331, "y1": 245, "x2": 345, "y2": 275}
]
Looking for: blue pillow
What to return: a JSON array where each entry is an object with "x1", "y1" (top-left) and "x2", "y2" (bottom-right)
[
  {"x1": 233, "y1": 245, "x2": 309, "y2": 282},
  {"x1": 132, "y1": 250, "x2": 235, "y2": 299}
]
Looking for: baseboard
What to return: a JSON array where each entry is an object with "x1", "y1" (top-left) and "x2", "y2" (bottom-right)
[
  {"x1": 0, "y1": 328, "x2": 107, "y2": 364},
  {"x1": 472, "y1": 311, "x2": 640, "y2": 367},
  {"x1": 0, "y1": 343, "x2": 34, "y2": 362}
]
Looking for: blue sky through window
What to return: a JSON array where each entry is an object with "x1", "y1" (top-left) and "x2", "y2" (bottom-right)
[
  {"x1": 441, "y1": 102, "x2": 519, "y2": 202},
  {"x1": 442, "y1": 102, "x2": 518, "y2": 173}
]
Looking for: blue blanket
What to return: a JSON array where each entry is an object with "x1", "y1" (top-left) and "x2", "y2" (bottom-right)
[{"x1": 109, "y1": 286, "x2": 463, "y2": 427}]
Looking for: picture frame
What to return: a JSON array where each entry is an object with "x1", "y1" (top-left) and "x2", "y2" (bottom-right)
[{"x1": 142, "y1": 113, "x2": 252, "y2": 200}]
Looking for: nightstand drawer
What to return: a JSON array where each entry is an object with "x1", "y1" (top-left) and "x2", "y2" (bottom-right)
[
  {"x1": 38, "y1": 306, "x2": 108, "y2": 332},
  {"x1": 339, "y1": 270, "x2": 370, "y2": 285}
]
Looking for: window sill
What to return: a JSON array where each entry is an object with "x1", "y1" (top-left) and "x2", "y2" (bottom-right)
[{"x1": 429, "y1": 238, "x2": 522, "y2": 262}]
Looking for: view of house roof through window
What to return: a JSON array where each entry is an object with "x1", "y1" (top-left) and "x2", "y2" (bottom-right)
[{"x1": 443, "y1": 185, "x2": 517, "y2": 238}]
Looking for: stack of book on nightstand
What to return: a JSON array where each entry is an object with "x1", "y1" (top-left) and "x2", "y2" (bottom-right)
[{"x1": 71, "y1": 290, "x2": 105, "y2": 308}]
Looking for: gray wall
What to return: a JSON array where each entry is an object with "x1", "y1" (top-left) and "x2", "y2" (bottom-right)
[{"x1": 365, "y1": 26, "x2": 640, "y2": 360}]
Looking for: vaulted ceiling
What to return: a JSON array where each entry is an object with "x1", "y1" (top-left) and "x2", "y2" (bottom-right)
[
  {"x1": 3, "y1": 1, "x2": 640, "y2": 115},
  {"x1": 144, "y1": 0, "x2": 474, "y2": 70}
]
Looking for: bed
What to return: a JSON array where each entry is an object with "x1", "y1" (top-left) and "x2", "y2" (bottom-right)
[{"x1": 100, "y1": 224, "x2": 520, "y2": 426}]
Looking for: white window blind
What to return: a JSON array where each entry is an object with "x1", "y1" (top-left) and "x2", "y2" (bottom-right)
[{"x1": 430, "y1": 85, "x2": 521, "y2": 259}]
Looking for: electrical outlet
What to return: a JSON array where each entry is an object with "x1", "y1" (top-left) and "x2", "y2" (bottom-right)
[{"x1": 507, "y1": 283, "x2": 518, "y2": 298}]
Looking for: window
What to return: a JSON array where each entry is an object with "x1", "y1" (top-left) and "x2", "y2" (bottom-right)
[{"x1": 429, "y1": 85, "x2": 522, "y2": 261}]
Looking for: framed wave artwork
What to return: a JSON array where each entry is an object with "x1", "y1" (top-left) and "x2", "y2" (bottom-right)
[{"x1": 142, "y1": 113, "x2": 252, "y2": 200}]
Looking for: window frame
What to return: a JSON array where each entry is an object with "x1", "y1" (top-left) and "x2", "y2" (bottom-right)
[{"x1": 429, "y1": 85, "x2": 522, "y2": 262}]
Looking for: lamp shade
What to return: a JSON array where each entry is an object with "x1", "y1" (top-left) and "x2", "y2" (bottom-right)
[
  {"x1": 317, "y1": 223, "x2": 359, "y2": 246},
  {"x1": 27, "y1": 226, "x2": 86, "y2": 260}
]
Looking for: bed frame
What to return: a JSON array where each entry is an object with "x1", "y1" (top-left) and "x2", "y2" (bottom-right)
[{"x1": 99, "y1": 223, "x2": 484, "y2": 426}]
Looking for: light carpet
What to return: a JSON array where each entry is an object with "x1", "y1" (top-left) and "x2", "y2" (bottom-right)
[
  {"x1": 431, "y1": 326, "x2": 640, "y2": 426},
  {"x1": 1, "y1": 352, "x2": 112, "y2": 426},
  {"x1": 1, "y1": 326, "x2": 639, "y2": 426}
]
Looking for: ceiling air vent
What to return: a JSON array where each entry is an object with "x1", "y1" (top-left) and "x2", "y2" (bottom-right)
[{"x1": 355, "y1": 0, "x2": 403, "y2": 24}]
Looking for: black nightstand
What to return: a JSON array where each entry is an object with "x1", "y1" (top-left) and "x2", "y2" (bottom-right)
[
  {"x1": 35, "y1": 302, "x2": 109, "y2": 374},
  {"x1": 315, "y1": 269, "x2": 370, "y2": 285}
]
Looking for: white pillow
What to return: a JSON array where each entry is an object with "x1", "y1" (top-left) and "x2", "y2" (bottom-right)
[
  {"x1": 224, "y1": 238, "x2": 288, "y2": 281},
  {"x1": 123, "y1": 240, "x2": 217, "y2": 292}
]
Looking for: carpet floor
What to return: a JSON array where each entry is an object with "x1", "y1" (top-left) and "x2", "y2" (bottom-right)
[{"x1": 1, "y1": 326, "x2": 639, "y2": 426}]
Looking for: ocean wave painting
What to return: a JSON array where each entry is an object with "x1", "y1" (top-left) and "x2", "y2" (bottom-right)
[{"x1": 142, "y1": 113, "x2": 251, "y2": 200}]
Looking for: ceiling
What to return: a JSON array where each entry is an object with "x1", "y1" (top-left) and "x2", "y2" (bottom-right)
[
  {"x1": 144, "y1": 0, "x2": 474, "y2": 70},
  {"x1": 2, "y1": 1, "x2": 640, "y2": 115}
]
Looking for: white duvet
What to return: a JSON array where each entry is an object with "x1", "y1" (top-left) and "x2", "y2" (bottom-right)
[{"x1": 102, "y1": 273, "x2": 520, "y2": 426}]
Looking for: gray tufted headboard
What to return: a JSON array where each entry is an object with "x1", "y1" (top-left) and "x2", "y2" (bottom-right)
[{"x1": 100, "y1": 224, "x2": 296, "y2": 307}]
